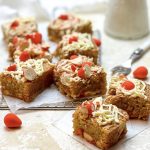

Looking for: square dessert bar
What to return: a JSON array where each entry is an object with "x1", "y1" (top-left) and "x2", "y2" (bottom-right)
[
  {"x1": 2, "y1": 17, "x2": 38, "y2": 43},
  {"x1": 56, "y1": 32, "x2": 100, "y2": 64},
  {"x1": 105, "y1": 76, "x2": 150, "y2": 120},
  {"x1": 73, "y1": 97, "x2": 129, "y2": 150},
  {"x1": 48, "y1": 14, "x2": 92, "y2": 42},
  {"x1": 54, "y1": 55, "x2": 107, "y2": 100},
  {"x1": 8, "y1": 32, "x2": 52, "y2": 61},
  {"x1": 0, "y1": 58, "x2": 54, "y2": 102}
]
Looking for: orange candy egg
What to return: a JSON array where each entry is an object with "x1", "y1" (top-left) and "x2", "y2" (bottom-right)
[
  {"x1": 121, "y1": 80, "x2": 135, "y2": 90},
  {"x1": 4, "y1": 113, "x2": 22, "y2": 128},
  {"x1": 133, "y1": 66, "x2": 148, "y2": 79}
]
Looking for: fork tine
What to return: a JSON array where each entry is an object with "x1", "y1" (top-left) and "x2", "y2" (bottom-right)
[
  {"x1": 111, "y1": 66, "x2": 131, "y2": 76},
  {"x1": 112, "y1": 70, "x2": 130, "y2": 76}
]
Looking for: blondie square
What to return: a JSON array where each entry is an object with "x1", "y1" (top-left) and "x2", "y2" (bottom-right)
[
  {"x1": 2, "y1": 17, "x2": 38, "y2": 43},
  {"x1": 8, "y1": 33, "x2": 52, "y2": 61},
  {"x1": 55, "y1": 32, "x2": 99, "y2": 64},
  {"x1": 54, "y1": 55, "x2": 107, "y2": 100},
  {"x1": 73, "y1": 97, "x2": 129, "y2": 150},
  {"x1": 0, "y1": 58, "x2": 54, "y2": 102},
  {"x1": 105, "y1": 76, "x2": 150, "y2": 120},
  {"x1": 48, "y1": 14, "x2": 92, "y2": 42}
]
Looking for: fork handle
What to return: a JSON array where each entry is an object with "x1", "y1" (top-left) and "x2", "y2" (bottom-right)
[{"x1": 129, "y1": 40, "x2": 150, "y2": 63}]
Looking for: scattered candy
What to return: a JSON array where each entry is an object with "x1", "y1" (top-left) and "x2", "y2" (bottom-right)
[
  {"x1": 26, "y1": 33, "x2": 42, "y2": 44},
  {"x1": 19, "y1": 51, "x2": 30, "y2": 62},
  {"x1": 10, "y1": 20, "x2": 19, "y2": 29},
  {"x1": 82, "y1": 101, "x2": 95, "y2": 115},
  {"x1": 75, "y1": 128, "x2": 83, "y2": 136},
  {"x1": 71, "y1": 61, "x2": 93, "y2": 78},
  {"x1": 25, "y1": 34, "x2": 33, "y2": 40},
  {"x1": 71, "y1": 64, "x2": 76, "y2": 72},
  {"x1": 69, "y1": 36, "x2": 78, "y2": 44},
  {"x1": 58, "y1": 14, "x2": 69, "y2": 20},
  {"x1": 12, "y1": 36, "x2": 18, "y2": 45},
  {"x1": 78, "y1": 67, "x2": 85, "y2": 79},
  {"x1": 93, "y1": 38, "x2": 101, "y2": 46},
  {"x1": 42, "y1": 46, "x2": 49, "y2": 51},
  {"x1": 31, "y1": 32, "x2": 42, "y2": 44},
  {"x1": 4, "y1": 113, "x2": 22, "y2": 128},
  {"x1": 121, "y1": 80, "x2": 135, "y2": 90},
  {"x1": 133, "y1": 66, "x2": 148, "y2": 79},
  {"x1": 7, "y1": 64, "x2": 17, "y2": 71},
  {"x1": 70, "y1": 55, "x2": 78, "y2": 60},
  {"x1": 82, "y1": 62, "x2": 93, "y2": 67}
]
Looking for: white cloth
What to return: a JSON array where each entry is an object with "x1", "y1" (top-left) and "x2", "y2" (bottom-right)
[{"x1": 0, "y1": 0, "x2": 108, "y2": 21}]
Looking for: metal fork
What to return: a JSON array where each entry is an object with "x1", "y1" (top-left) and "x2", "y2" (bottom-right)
[{"x1": 111, "y1": 40, "x2": 150, "y2": 76}]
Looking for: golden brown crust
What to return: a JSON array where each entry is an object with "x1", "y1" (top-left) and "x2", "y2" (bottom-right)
[
  {"x1": 13, "y1": 50, "x2": 52, "y2": 62},
  {"x1": 47, "y1": 19, "x2": 92, "y2": 43},
  {"x1": 0, "y1": 67, "x2": 54, "y2": 102},
  {"x1": 54, "y1": 70, "x2": 107, "y2": 100},
  {"x1": 54, "y1": 58, "x2": 107, "y2": 100},
  {"x1": 73, "y1": 101, "x2": 128, "y2": 150},
  {"x1": 56, "y1": 45, "x2": 98, "y2": 64},
  {"x1": 7, "y1": 37, "x2": 52, "y2": 62},
  {"x1": 105, "y1": 84, "x2": 150, "y2": 120},
  {"x1": 7, "y1": 44, "x2": 15, "y2": 60},
  {"x1": 2, "y1": 17, "x2": 38, "y2": 44}
]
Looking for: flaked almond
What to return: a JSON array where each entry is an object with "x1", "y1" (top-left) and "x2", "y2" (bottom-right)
[
  {"x1": 60, "y1": 73, "x2": 71, "y2": 86},
  {"x1": 80, "y1": 107, "x2": 88, "y2": 119},
  {"x1": 84, "y1": 64, "x2": 92, "y2": 77},
  {"x1": 43, "y1": 63, "x2": 49, "y2": 71},
  {"x1": 83, "y1": 132, "x2": 93, "y2": 142},
  {"x1": 96, "y1": 140, "x2": 101, "y2": 148},
  {"x1": 70, "y1": 57, "x2": 82, "y2": 66},
  {"x1": 23, "y1": 67, "x2": 37, "y2": 81}
]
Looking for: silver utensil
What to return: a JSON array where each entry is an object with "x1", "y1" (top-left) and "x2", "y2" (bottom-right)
[
  {"x1": 111, "y1": 40, "x2": 150, "y2": 75},
  {"x1": 0, "y1": 101, "x2": 82, "y2": 110},
  {"x1": 1, "y1": 94, "x2": 102, "y2": 110}
]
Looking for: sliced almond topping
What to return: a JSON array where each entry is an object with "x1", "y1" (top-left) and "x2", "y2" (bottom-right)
[
  {"x1": 80, "y1": 107, "x2": 88, "y2": 119},
  {"x1": 69, "y1": 57, "x2": 82, "y2": 65},
  {"x1": 84, "y1": 65, "x2": 92, "y2": 77},
  {"x1": 43, "y1": 62, "x2": 51, "y2": 71},
  {"x1": 23, "y1": 67, "x2": 37, "y2": 81},
  {"x1": 83, "y1": 132, "x2": 93, "y2": 142}
]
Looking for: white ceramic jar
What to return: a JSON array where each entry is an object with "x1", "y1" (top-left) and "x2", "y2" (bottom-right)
[{"x1": 104, "y1": 0, "x2": 149, "y2": 39}]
